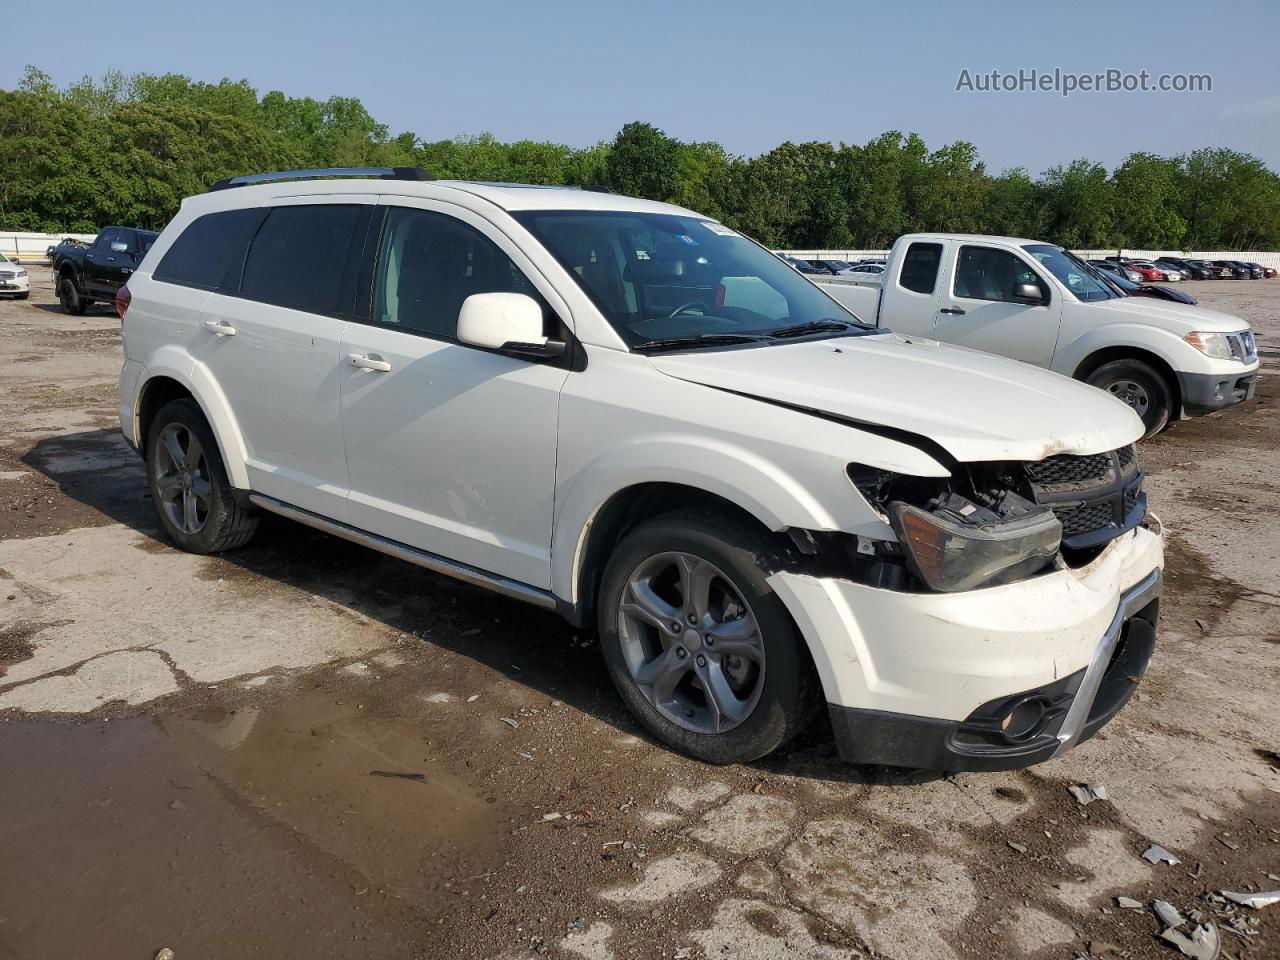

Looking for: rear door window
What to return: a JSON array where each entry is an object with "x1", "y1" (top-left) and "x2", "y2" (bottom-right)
[
  {"x1": 899, "y1": 242, "x2": 942, "y2": 294},
  {"x1": 241, "y1": 204, "x2": 366, "y2": 316},
  {"x1": 153, "y1": 209, "x2": 265, "y2": 291}
]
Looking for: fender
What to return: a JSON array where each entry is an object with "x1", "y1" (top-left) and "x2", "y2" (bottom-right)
[
  {"x1": 135, "y1": 346, "x2": 252, "y2": 490},
  {"x1": 551, "y1": 432, "x2": 903, "y2": 605},
  {"x1": 1052, "y1": 323, "x2": 1191, "y2": 380}
]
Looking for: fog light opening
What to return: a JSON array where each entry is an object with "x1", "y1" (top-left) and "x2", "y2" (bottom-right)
[{"x1": 999, "y1": 697, "x2": 1050, "y2": 742}]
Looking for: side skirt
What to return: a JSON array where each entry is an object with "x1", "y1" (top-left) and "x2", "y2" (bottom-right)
[{"x1": 247, "y1": 493, "x2": 558, "y2": 611}]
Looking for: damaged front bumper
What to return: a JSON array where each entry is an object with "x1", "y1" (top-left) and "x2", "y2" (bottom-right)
[{"x1": 768, "y1": 520, "x2": 1164, "y2": 771}]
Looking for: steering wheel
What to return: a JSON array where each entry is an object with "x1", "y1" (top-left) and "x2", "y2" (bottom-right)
[{"x1": 667, "y1": 300, "x2": 711, "y2": 319}]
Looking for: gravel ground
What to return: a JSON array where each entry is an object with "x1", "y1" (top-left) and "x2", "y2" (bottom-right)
[{"x1": 1, "y1": 267, "x2": 1278, "y2": 960}]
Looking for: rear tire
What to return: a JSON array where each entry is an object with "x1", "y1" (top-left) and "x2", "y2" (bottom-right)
[
  {"x1": 597, "y1": 507, "x2": 823, "y2": 764},
  {"x1": 1085, "y1": 359, "x2": 1173, "y2": 438},
  {"x1": 145, "y1": 398, "x2": 258, "y2": 553},
  {"x1": 58, "y1": 276, "x2": 87, "y2": 315}
]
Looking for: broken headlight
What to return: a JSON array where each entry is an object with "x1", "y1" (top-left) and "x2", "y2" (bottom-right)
[{"x1": 888, "y1": 490, "x2": 1061, "y2": 593}]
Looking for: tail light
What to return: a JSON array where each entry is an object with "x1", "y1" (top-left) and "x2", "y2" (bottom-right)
[{"x1": 114, "y1": 285, "x2": 131, "y2": 323}]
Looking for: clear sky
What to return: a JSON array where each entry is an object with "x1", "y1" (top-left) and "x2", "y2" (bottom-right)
[{"x1": 4, "y1": 0, "x2": 1277, "y2": 174}]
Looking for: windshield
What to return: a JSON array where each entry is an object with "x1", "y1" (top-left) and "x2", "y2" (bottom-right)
[
  {"x1": 513, "y1": 210, "x2": 874, "y2": 349},
  {"x1": 1023, "y1": 243, "x2": 1119, "y2": 302}
]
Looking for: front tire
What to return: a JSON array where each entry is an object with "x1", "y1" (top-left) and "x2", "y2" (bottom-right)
[
  {"x1": 597, "y1": 508, "x2": 822, "y2": 764},
  {"x1": 58, "y1": 276, "x2": 87, "y2": 315},
  {"x1": 145, "y1": 398, "x2": 258, "y2": 553},
  {"x1": 1085, "y1": 359, "x2": 1173, "y2": 438}
]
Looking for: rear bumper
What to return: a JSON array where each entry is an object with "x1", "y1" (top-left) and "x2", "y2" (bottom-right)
[
  {"x1": 827, "y1": 569, "x2": 1159, "y2": 771},
  {"x1": 1178, "y1": 366, "x2": 1258, "y2": 417}
]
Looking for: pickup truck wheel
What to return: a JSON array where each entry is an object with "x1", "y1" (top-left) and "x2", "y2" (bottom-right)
[
  {"x1": 597, "y1": 508, "x2": 822, "y2": 764},
  {"x1": 1086, "y1": 359, "x2": 1172, "y2": 438},
  {"x1": 58, "y1": 277, "x2": 87, "y2": 315},
  {"x1": 145, "y1": 399, "x2": 258, "y2": 554}
]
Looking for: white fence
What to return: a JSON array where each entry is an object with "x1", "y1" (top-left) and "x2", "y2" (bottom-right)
[
  {"x1": 0, "y1": 232, "x2": 98, "y2": 263},
  {"x1": 782, "y1": 247, "x2": 1280, "y2": 271}
]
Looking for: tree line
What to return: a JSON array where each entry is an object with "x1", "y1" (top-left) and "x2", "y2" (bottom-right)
[{"x1": 3, "y1": 66, "x2": 1279, "y2": 251}]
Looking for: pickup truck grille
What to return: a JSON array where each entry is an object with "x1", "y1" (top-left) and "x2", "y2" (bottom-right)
[
  {"x1": 1022, "y1": 444, "x2": 1145, "y2": 550},
  {"x1": 1228, "y1": 330, "x2": 1257, "y2": 363}
]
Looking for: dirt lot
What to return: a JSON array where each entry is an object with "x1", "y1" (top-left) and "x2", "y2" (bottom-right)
[{"x1": 1, "y1": 268, "x2": 1278, "y2": 960}]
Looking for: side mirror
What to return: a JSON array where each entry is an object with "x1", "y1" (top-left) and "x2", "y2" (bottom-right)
[
  {"x1": 110, "y1": 241, "x2": 129, "y2": 254},
  {"x1": 1013, "y1": 281, "x2": 1046, "y2": 305},
  {"x1": 458, "y1": 292, "x2": 565, "y2": 358}
]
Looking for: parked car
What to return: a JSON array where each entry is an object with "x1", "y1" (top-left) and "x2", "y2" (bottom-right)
[
  {"x1": 50, "y1": 226, "x2": 159, "y2": 314},
  {"x1": 815, "y1": 234, "x2": 1259, "y2": 437},
  {"x1": 1083, "y1": 262, "x2": 1198, "y2": 305},
  {"x1": 1225, "y1": 260, "x2": 1263, "y2": 279},
  {"x1": 1146, "y1": 261, "x2": 1185, "y2": 281},
  {"x1": 1121, "y1": 262, "x2": 1168, "y2": 282},
  {"x1": 1089, "y1": 260, "x2": 1143, "y2": 283},
  {"x1": 1156, "y1": 257, "x2": 1212, "y2": 281},
  {"x1": 119, "y1": 168, "x2": 1164, "y2": 772},
  {"x1": 847, "y1": 262, "x2": 885, "y2": 274},
  {"x1": 0, "y1": 252, "x2": 30, "y2": 299},
  {"x1": 1257, "y1": 263, "x2": 1277, "y2": 279},
  {"x1": 1210, "y1": 260, "x2": 1250, "y2": 279}
]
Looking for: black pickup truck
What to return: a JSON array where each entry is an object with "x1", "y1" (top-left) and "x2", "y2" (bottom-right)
[{"x1": 50, "y1": 226, "x2": 159, "y2": 314}]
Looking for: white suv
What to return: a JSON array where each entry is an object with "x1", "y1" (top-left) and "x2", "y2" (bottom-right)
[{"x1": 117, "y1": 168, "x2": 1164, "y2": 770}]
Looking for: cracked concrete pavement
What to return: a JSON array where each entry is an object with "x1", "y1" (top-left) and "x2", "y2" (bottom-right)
[{"x1": 1, "y1": 269, "x2": 1279, "y2": 960}]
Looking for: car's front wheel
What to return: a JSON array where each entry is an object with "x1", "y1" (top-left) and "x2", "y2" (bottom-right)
[
  {"x1": 145, "y1": 398, "x2": 258, "y2": 553},
  {"x1": 597, "y1": 508, "x2": 822, "y2": 764},
  {"x1": 1086, "y1": 358, "x2": 1173, "y2": 438}
]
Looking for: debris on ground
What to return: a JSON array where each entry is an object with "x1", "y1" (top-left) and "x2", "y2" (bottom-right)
[
  {"x1": 1158, "y1": 922, "x2": 1220, "y2": 960},
  {"x1": 368, "y1": 770, "x2": 427, "y2": 782},
  {"x1": 155, "y1": 950, "x2": 175, "y2": 960},
  {"x1": 1068, "y1": 783, "x2": 1110, "y2": 806},
  {"x1": 1154, "y1": 899, "x2": 1186, "y2": 928},
  {"x1": 499, "y1": 717, "x2": 519, "y2": 729},
  {"x1": 674, "y1": 948, "x2": 694, "y2": 959},
  {"x1": 541, "y1": 812, "x2": 562, "y2": 822},
  {"x1": 1116, "y1": 896, "x2": 1144, "y2": 909},
  {"x1": 1143, "y1": 843, "x2": 1181, "y2": 865},
  {"x1": 1195, "y1": 619, "x2": 1209, "y2": 633},
  {"x1": 1007, "y1": 841, "x2": 1028, "y2": 854},
  {"x1": 466, "y1": 694, "x2": 480, "y2": 702},
  {"x1": 1220, "y1": 889, "x2": 1280, "y2": 909}
]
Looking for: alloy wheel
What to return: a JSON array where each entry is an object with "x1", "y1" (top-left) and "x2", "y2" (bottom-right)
[
  {"x1": 154, "y1": 423, "x2": 212, "y2": 535},
  {"x1": 617, "y1": 551, "x2": 766, "y2": 734}
]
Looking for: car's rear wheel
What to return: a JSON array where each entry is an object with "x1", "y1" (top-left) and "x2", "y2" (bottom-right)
[
  {"x1": 1086, "y1": 358, "x2": 1173, "y2": 438},
  {"x1": 597, "y1": 508, "x2": 822, "y2": 764},
  {"x1": 145, "y1": 399, "x2": 258, "y2": 553},
  {"x1": 58, "y1": 276, "x2": 86, "y2": 315}
]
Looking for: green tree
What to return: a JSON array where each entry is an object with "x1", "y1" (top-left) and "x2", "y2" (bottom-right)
[{"x1": 604, "y1": 122, "x2": 680, "y2": 201}]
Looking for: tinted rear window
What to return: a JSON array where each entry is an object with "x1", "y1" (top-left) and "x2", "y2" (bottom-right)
[
  {"x1": 241, "y1": 204, "x2": 365, "y2": 315},
  {"x1": 899, "y1": 242, "x2": 942, "y2": 294},
  {"x1": 154, "y1": 209, "x2": 264, "y2": 291}
]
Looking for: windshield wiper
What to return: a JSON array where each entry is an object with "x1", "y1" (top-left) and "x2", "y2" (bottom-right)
[
  {"x1": 768, "y1": 319, "x2": 860, "y2": 339},
  {"x1": 633, "y1": 333, "x2": 769, "y2": 353}
]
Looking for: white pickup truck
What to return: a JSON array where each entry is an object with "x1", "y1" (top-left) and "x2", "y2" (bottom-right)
[{"x1": 813, "y1": 234, "x2": 1259, "y2": 437}]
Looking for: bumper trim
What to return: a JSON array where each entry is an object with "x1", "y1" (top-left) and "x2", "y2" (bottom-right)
[
  {"x1": 1050, "y1": 566, "x2": 1162, "y2": 758},
  {"x1": 1177, "y1": 368, "x2": 1257, "y2": 417}
]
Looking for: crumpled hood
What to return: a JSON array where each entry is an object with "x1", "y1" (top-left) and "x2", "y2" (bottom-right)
[
  {"x1": 1090, "y1": 296, "x2": 1250, "y2": 333},
  {"x1": 649, "y1": 333, "x2": 1144, "y2": 463}
]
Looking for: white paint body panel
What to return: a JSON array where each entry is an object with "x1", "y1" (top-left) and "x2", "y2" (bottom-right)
[
  {"x1": 815, "y1": 233, "x2": 1260, "y2": 389},
  {"x1": 120, "y1": 180, "x2": 1165, "y2": 729}
]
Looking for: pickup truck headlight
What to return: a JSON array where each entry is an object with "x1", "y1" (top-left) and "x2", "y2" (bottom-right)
[
  {"x1": 1183, "y1": 331, "x2": 1234, "y2": 360},
  {"x1": 888, "y1": 493, "x2": 1061, "y2": 592}
]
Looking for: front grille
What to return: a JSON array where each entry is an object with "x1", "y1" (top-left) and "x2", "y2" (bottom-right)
[
  {"x1": 1023, "y1": 445, "x2": 1144, "y2": 550},
  {"x1": 1025, "y1": 452, "x2": 1112, "y2": 486},
  {"x1": 1228, "y1": 330, "x2": 1257, "y2": 363}
]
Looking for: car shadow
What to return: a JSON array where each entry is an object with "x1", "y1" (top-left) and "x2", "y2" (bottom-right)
[
  {"x1": 30, "y1": 302, "x2": 117, "y2": 317},
  {"x1": 22, "y1": 429, "x2": 926, "y2": 783}
]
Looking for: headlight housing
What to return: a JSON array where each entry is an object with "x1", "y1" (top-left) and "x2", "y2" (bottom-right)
[
  {"x1": 888, "y1": 492, "x2": 1061, "y2": 592},
  {"x1": 1183, "y1": 330, "x2": 1234, "y2": 360}
]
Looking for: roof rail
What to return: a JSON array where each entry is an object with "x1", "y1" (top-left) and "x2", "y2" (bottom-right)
[{"x1": 209, "y1": 167, "x2": 433, "y2": 191}]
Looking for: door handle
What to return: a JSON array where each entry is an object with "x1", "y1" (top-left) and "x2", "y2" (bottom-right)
[
  {"x1": 348, "y1": 353, "x2": 392, "y2": 372},
  {"x1": 203, "y1": 319, "x2": 237, "y2": 336},
  {"x1": 939, "y1": 307, "x2": 966, "y2": 315}
]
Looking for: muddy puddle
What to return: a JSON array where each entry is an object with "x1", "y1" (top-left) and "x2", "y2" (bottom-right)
[{"x1": 0, "y1": 685, "x2": 512, "y2": 960}]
